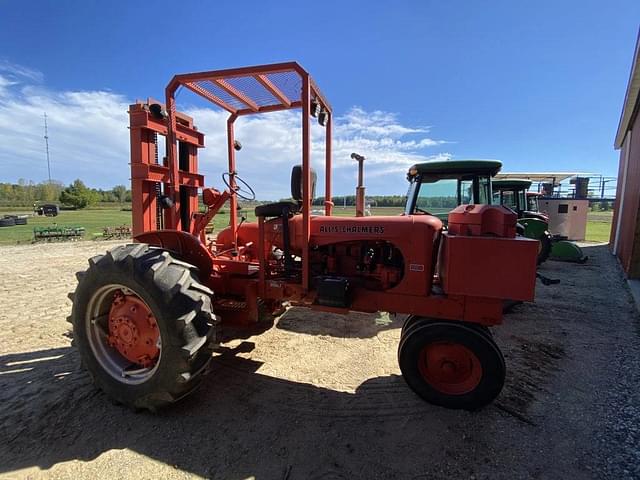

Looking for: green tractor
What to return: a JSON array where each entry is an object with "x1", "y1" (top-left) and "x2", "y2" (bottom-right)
[
  {"x1": 491, "y1": 179, "x2": 552, "y2": 264},
  {"x1": 492, "y1": 179, "x2": 587, "y2": 264}
]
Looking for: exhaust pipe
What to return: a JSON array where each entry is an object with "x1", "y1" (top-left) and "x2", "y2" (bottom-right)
[{"x1": 351, "y1": 153, "x2": 366, "y2": 217}]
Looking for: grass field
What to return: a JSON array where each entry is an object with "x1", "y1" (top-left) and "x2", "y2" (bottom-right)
[
  {"x1": 0, "y1": 205, "x2": 613, "y2": 245},
  {"x1": 585, "y1": 210, "x2": 614, "y2": 243}
]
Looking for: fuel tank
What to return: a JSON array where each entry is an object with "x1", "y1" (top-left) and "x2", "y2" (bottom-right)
[
  {"x1": 439, "y1": 205, "x2": 538, "y2": 301},
  {"x1": 216, "y1": 222, "x2": 260, "y2": 249}
]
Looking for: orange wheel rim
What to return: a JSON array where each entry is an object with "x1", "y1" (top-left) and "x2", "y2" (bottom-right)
[
  {"x1": 107, "y1": 289, "x2": 160, "y2": 368},
  {"x1": 418, "y1": 341, "x2": 482, "y2": 395}
]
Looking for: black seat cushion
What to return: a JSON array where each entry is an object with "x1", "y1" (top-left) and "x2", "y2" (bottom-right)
[{"x1": 254, "y1": 200, "x2": 300, "y2": 218}]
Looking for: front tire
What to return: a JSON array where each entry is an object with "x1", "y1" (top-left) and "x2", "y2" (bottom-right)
[
  {"x1": 70, "y1": 244, "x2": 218, "y2": 411},
  {"x1": 398, "y1": 321, "x2": 505, "y2": 410},
  {"x1": 401, "y1": 315, "x2": 492, "y2": 341},
  {"x1": 536, "y1": 231, "x2": 552, "y2": 265}
]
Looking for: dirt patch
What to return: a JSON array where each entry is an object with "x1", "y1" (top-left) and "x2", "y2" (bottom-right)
[{"x1": 0, "y1": 241, "x2": 638, "y2": 479}]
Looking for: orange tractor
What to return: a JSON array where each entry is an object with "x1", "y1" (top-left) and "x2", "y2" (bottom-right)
[{"x1": 70, "y1": 62, "x2": 538, "y2": 411}]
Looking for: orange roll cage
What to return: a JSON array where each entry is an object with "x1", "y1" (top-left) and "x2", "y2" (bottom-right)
[{"x1": 131, "y1": 62, "x2": 333, "y2": 291}]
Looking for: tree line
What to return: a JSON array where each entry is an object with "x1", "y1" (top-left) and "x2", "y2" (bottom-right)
[
  {"x1": 0, "y1": 179, "x2": 131, "y2": 208},
  {"x1": 2, "y1": 180, "x2": 458, "y2": 210},
  {"x1": 311, "y1": 195, "x2": 458, "y2": 208},
  {"x1": 312, "y1": 195, "x2": 409, "y2": 207}
]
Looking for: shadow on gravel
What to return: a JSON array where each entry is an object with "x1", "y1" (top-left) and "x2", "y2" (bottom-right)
[
  {"x1": 1, "y1": 249, "x2": 616, "y2": 479},
  {"x1": 0, "y1": 335, "x2": 561, "y2": 480},
  {"x1": 275, "y1": 307, "x2": 399, "y2": 338}
]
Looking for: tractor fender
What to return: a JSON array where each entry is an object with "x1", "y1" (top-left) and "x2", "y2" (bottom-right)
[
  {"x1": 518, "y1": 217, "x2": 548, "y2": 240},
  {"x1": 523, "y1": 211, "x2": 549, "y2": 222},
  {"x1": 134, "y1": 230, "x2": 214, "y2": 278}
]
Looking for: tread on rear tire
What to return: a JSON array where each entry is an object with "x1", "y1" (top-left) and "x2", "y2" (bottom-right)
[{"x1": 70, "y1": 243, "x2": 219, "y2": 411}]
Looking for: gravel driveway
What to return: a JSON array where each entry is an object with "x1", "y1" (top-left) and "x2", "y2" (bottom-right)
[{"x1": 0, "y1": 241, "x2": 638, "y2": 479}]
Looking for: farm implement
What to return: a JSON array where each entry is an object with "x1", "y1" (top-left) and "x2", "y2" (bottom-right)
[{"x1": 34, "y1": 225, "x2": 85, "y2": 242}]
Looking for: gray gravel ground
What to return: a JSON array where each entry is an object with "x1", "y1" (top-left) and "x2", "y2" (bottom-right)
[{"x1": 0, "y1": 241, "x2": 638, "y2": 479}]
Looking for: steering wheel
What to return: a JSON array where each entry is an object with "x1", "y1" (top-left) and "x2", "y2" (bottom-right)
[
  {"x1": 415, "y1": 207, "x2": 433, "y2": 215},
  {"x1": 222, "y1": 172, "x2": 256, "y2": 201}
]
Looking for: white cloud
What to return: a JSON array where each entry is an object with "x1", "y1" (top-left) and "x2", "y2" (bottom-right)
[
  {"x1": 0, "y1": 76, "x2": 15, "y2": 98},
  {"x1": 0, "y1": 85, "x2": 130, "y2": 186},
  {"x1": 187, "y1": 105, "x2": 451, "y2": 197},
  {"x1": 0, "y1": 71, "x2": 452, "y2": 197},
  {"x1": 0, "y1": 59, "x2": 44, "y2": 83},
  {"x1": 338, "y1": 107, "x2": 428, "y2": 138}
]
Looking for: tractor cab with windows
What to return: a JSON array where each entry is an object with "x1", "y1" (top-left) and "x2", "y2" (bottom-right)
[
  {"x1": 404, "y1": 160, "x2": 501, "y2": 222},
  {"x1": 492, "y1": 179, "x2": 548, "y2": 222},
  {"x1": 526, "y1": 192, "x2": 546, "y2": 218}
]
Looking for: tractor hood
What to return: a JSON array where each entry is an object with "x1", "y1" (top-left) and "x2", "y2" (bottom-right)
[{"x1": 296, "y1": 214, "x2": 443, "y2": 247}]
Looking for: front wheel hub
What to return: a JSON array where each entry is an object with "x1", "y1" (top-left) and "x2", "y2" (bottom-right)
[
  {"x1": 107, "y1": 290, "x2": 159, "y2": 368},
  {"x1": 419, "y1": 341, "x2": 483, "y2": 395}
]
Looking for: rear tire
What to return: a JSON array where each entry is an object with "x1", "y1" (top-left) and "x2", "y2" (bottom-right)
[
  {"x1": 398, "y1": 321, "x2": 505, "y2": 410},
  {"x1": 70, "y1": 244, "x2": 219, "y2": 411}
]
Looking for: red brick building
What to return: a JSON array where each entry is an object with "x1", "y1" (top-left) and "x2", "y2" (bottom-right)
[{"x1": 612, "y1": 31, "x2": 640, "y2": 278}]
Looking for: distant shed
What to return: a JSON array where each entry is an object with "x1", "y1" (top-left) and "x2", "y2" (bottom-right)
[{"x1": 613, "y1": 30, "x2": 640, "y2": 278}]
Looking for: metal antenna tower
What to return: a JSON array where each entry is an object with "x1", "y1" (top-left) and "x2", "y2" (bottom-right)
[{"x1": 43, "y1": 112, "x2": 51, "y2": 182}]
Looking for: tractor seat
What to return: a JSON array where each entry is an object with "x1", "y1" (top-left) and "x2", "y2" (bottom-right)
[{"x1": 254, "y1": 200, "x2": 300, "y2": 218}]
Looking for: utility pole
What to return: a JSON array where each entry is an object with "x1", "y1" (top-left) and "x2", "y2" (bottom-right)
[{"x1": 43, "y1": 112, "x2": 51, "y2": 182}]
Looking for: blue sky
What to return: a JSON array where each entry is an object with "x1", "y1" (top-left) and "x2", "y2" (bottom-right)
[{"x1": 0, "y1": 1, "x2": 638, "y2": 198}]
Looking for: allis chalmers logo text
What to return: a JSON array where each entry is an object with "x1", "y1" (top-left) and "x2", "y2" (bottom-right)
[{"x1": 319, "y1": 225, "x2": 385, "y2": 234}]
